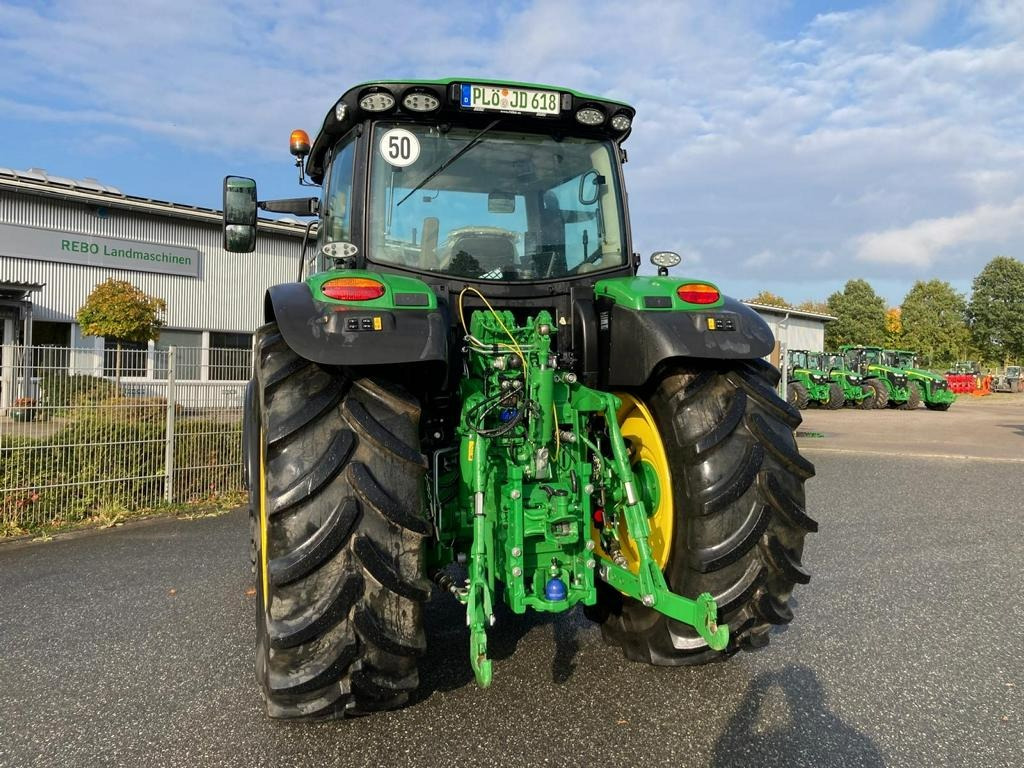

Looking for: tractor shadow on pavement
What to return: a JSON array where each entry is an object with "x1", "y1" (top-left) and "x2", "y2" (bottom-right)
[
  {"x1": 711, "y1": 664, "x2": 885, "y2": 768},
  {"x1": 412, "y1": 593, "x2": 585, "y2": 704}
]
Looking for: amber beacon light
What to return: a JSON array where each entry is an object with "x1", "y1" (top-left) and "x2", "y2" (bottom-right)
[{"x1": 289, "y1": 129, "x2": 311, "y2": 157}]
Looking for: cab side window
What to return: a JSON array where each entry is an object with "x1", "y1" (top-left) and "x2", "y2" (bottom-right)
[{"x1": 323, "y1": 137, "x2": 356, "y2": 247}]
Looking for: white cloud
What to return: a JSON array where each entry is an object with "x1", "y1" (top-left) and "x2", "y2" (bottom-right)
[{"x1": 855, "y1": 197, "x2": 1024, "y2": 266}]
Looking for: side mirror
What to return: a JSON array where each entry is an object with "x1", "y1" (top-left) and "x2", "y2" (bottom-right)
[
  {"x1": 223, "y1": 176, "x2": 258, "y2": 253},
  {"x1": 578, "y1": 170, "x2": 604, "y2": 206}
]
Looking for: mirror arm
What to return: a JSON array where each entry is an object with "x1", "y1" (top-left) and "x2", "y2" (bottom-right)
[{"x1": 258, "y1": 197, "x2": 320, "y2": 216}]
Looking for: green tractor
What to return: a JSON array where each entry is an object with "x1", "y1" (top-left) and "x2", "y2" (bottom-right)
[
  {"x1": 884, "y1": 350, "x2": 957, "y2": 411},
  {"x1": 840, "y1": 344, "x2": 915, "y2": 409},
  {"x1": 948, "y1": 361, "x2": 980, "y2": 375},
  {"x1": 819, "y1": 352, "x2": 876, "y2": 409},
  {"x1": 786, "y1": 349, "x2": 843, "y2": 409},
  {"x1": 225, "y1": 78, "x2": 816, "y2": 719}
]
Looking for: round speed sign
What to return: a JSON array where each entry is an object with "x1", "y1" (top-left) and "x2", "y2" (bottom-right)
[{"x1": 379, "y1": 128, "x2": 420, "y2": 168}]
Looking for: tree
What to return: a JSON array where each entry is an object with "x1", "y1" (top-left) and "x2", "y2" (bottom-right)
[
  {"x1": 797, "y1": 299, "x2": 830, "y2": 315},
  {"x1": 77, "y1": 279, "x2": 166, "y2": 388},
  {"x1": 967, "y1": 256, "x2": 1024, "y2": 364},
  {"x1": 824, "y1": 279, "x2": 887, "y2": 350},
  {"x1": 746, "y1": 290, "x2": 791, "y2": 307},
  {"x1": 899, "y1": 280, "x2": 969, "y2": 366},
  {"x1": 885, "y1": 307, "x2": 903, "y2": 348}
]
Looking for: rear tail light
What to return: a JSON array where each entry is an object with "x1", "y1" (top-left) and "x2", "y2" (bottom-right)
[
  {"x1": 322, "y1": 277, "x2": 385, "y2": 301},
  {"x1": 676, "y1": 283, "x2": 720, "y2": 304}
]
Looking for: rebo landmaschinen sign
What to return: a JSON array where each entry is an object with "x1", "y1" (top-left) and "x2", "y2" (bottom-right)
[{"x1": 0, "y1": 222, "x2": 201, "y2": 277}]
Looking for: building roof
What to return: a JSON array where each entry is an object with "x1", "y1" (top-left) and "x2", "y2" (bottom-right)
[
  {"x1": 0, "y1": 167, "x2": 306, "y2": 237},
  {"x1": 743, "y1": 302, "x2": 835, "y2": 322},
  {"x1": 0, "y1": 281, "x2": 45, "y2": 300}
]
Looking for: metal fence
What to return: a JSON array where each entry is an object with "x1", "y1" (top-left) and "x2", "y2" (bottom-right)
[{"x1": 0, "y1": 343, "x2": 250, "y2": 532}]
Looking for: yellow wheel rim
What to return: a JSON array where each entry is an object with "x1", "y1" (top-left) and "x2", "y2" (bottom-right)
[
  {"x1": 259, "y1": 431, "x2": 269, "y2": 609},
  {"x1": 594, "y1": 393, "x2": 674, "y2": 572}
]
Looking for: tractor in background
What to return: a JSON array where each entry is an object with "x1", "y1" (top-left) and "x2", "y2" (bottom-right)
[
  {"x1": 820, "y1": 353, "x2": 876, "y2": 409},
  {"x1": 786, "y1": 349, "x2": 843, "y2": 409},
  {"x1": 884, "y1": 350, "x2": 956, "y2": 411},
  {"x1": 948, "y1": 361, "x2": 981, "y2": 376},
  {"x1": 841, "y1": 345, "x2": 914, "y2": 409}
]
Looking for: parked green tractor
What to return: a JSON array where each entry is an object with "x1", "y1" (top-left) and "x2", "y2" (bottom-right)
[
  {"x1": 819, "y1": 353, "x2": 876, "y2": 409},
  {"x1": 841, "y1": 345, "x2": 915, "y2": 409},
  {"x1": 949, "y1": 361, "x2": 980, "y2": 375},
  {"x1": 884, "y1": 350, "x2": 956, "y2": 411},
  {"x1": 786, "y1": 349, "x2": 843, "y2": 409},
  {"x1": 224, "y1": 78, "x2": 816, "y2": 719}
]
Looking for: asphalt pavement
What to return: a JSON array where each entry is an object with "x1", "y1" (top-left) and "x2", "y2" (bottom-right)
[{"x1": 2, "y1": 422, "x2": 1023, "y2": 766}]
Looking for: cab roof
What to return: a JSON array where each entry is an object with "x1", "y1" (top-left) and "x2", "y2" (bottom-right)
[{"x1": 305, "y1": 78, "x2": 637, "y2": 184}]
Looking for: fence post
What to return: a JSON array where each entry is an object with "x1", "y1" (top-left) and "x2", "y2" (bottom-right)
[
  {"x1": 0, "y1": 342, "x2": 14, "y2": 411},
  {"x1": 164, "y1": 346, "x2": 177, "y2": 504}
]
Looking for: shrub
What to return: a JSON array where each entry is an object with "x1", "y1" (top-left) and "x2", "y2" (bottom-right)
[{"x1": 39, "y1": 373, "x2": 118, "y2": 409}]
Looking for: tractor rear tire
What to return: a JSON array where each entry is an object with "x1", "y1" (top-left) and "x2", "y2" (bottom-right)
[
  {"x1": 787, "y1": 382, "x2": 809, "y2": 410},
  {"x1": 867, "y1": 380, "x2": 889, "y2": 409},
  {"x1": 825, "y1": 382, "x2": 845, "y2": 409},
  {"x1": 898, "y1": 382, "x2": 921, "y2": 410},
  {"x1": 589, "y1": 359, "x2": 817, "y2": 665},
  {"x1": 250, "y1": 323, "x2": 431, "y2": 719}
]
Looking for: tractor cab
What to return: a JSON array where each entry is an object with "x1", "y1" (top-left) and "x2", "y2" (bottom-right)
[
  {"x1": 886, "y1": 349, "x2": 917, "y2": 369},
  {"x1": 824, "y1": 353, "x2": 853, "y2": 376},
  {"x1": 226, "y1": 80, "x2": 637, "y2": 286},
  {"x1": 788, "y1": 349, "x2": 810, "y2": 371},
  {"x1": 842, "y1": 345, "x2": 903, "y2": 379}
]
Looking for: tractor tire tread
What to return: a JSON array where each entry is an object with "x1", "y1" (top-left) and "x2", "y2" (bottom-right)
[
  {"x1": 353, "y1": 534, "x2": 433, "y2": 602},
  {"x1": 688, "y1": 500, "x2": 772, "y2": 573},
  {"x1": 268, "y1": 498, "x2": 360, "y2": 587},
  {"x1": 726, "y1": 369, "x2": 802, "y2": 429}
]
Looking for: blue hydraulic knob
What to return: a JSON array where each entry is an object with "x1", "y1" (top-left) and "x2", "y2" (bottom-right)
[{"x1": 545, "y1": 578, "x2": 567, "y2": 601}]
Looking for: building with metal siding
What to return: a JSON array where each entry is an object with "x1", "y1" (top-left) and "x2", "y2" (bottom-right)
[
  {"x1": 743, "y1": 302, "x2": 834, "y2": 368},
  {"x1": 0, "y1": 168, "x2": 304, "y2": 348}
]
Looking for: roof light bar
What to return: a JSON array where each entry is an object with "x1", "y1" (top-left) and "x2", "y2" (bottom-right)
[
  {"x1": 575, "y1": 107, "x2": 605, "y2": 126},
  {"x1": 359, "y1": 91, "x2": 396, "y2": 112},
  {"x1": 402, "y1": 91, "x2": 440, "y2": 112},
  {"x1": 610, "y1": 113, "x2": 632, "y2": 132}
]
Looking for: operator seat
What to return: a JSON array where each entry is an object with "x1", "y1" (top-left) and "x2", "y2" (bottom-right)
[{"x1": 447, "y1": 233, "x2": 517, "y2": 275}]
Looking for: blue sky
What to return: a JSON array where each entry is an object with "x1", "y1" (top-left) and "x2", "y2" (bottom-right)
[{"x1": 2, "y1": 0, "x2": 1022, "y2": 305}]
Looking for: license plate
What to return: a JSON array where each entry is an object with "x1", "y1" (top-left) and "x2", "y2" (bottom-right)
[{"x1": 460, "y1": 84, "x2": 560, "y2": 116}]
